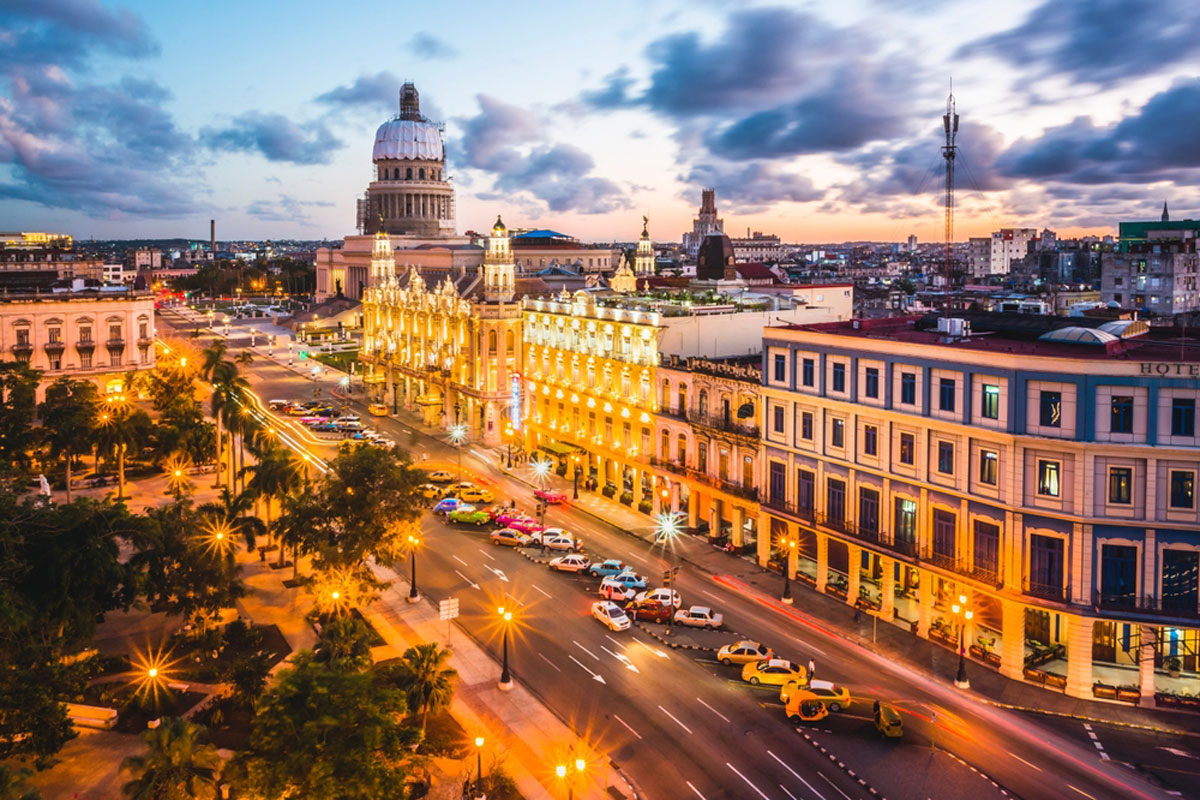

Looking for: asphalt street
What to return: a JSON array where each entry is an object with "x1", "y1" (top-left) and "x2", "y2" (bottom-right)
[{"x1": 161, "y1": 312, "x2": 1197, "y2": 800}]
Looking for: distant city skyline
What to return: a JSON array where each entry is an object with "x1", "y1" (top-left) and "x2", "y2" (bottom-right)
[{"x1": 1, "y1": 0, "x2": 1198, "y2": 243}]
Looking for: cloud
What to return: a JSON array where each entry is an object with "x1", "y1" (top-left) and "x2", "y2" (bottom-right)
[
  {"x1": 315, "y1": 71, "x2": 403, "y2": 111},
  {"x1": 456, "y1": 94, "x2": 541, "y2": 171},
  {"x1": 960, "y1": 0, "x2": 1200, "y2": 85},
  {"x1": 684, "y1": 162, "x2": 823, "y2": 211},
  {"x1": 0, "y1": 0, "x2": 159, "y2": 68},
  {"x1": 409, "y1": 32, "x2": 457, "y2": 60},
  {"x1": 579, "y1": 67, "x2": 636, "y2": 109},
  {"x1": 201, "y1": 112, "x2": 343, "y2": 165},
  {"x1": 246, "y1": 194, "x2": 334, "y2": 223}
]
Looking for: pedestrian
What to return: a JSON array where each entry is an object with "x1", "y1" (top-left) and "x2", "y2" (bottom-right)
[
  {"x1": 807, "y1": 658, "x2": 816, "y2": 681},
  {"x1": 854, "y1": 607, "x2": 862, "y2": 623}
]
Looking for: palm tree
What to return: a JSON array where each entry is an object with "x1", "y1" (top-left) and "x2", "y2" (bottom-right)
[
  {"x1": 120, "y1": 717, "x2": 221, "y2": 800},
  {"x1": 234, "y1": 350, "x2": 254, "y2": 376},
  {"x1": 274, "y1": 482, "x2": 322, "y2": 577},
  {"x1": 313, "y1": 615, "x2": 375, "y2": 672},
  {"x1": 198, "y1": 485, "x2": 264, "y2": 552},
  {"x1": 392, "y1": 643, "x2": 457, "y2": 735},
  {"x1": 209, "y1": 360, "x2": 248, "y2": 491},
  {"x1": 199, "y1": 341, "x2": 228, "y2": 383},
  {"x1": 94, "y1": 402, "x2": 150, "y2": 501},
  {"x1": 244, "y1": 442, "x2": 302, "y2": 550},
  {"x1": 38, "y1": 377, "x2": 98, "y2": 502}
]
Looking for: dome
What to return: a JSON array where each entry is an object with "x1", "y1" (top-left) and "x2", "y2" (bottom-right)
[
  {"x1": 373, "y1": 118, "x2": 444, "y2": 162},
  {"x1": 492, "y1": 215, "x2": 507, "y2": 235},
  {"x1": 1038, "y1": 326, "x2": 1118, "y2": 345}
]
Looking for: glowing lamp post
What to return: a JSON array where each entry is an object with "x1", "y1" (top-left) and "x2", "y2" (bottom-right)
[
  {"x1": 655, "y1": 511, "x2": 683, "y2": 636},
  {"x1": 449, "y1": 423, "x2": 467, "y2": 481},
  {"x1": 952, "y1": 594, "x2": 973, "y2": 689},
  {"x1": 780, "y1": 535, "x2": 797, "y2": 605},
  {"x1": 498, "y1": 606, "x2": 514, "y2": 692},
  {"x1": 474, "y1": 736, "x2": 485, "y2": 787},
  {"x1": 406, "y1": 534, "x2": 421, "y2": 603}
]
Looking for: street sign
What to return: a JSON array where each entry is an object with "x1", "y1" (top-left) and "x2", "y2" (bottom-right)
[{"x1": 439, "y1": 597, "x2": 460, "y2": 621}]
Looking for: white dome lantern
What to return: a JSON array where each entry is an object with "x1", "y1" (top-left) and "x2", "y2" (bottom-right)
[{"x1": 373, "y1": 118, "x2": 444, "y2": 162}]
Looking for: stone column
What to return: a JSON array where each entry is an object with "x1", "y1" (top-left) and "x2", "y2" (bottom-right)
[
  {"x1": 1139, "y1": 625, "x2": 1158, "y2": 708},
  {"x1": 815, "y1": 533, "x2": 829, "y2": 593},
  {"x1": 757, "y1": 511, "x2": 772, "y2": 568},
  {"x1": 999, "y1": 598, "x2": 1026, "y2": 681},
  {"x1": 1065, "y1": 615, "x2": 1094, "y2": 699},
  {"x1": 916, "y1": 571, "x2": 932, "y2": 638},
  {"x1": 731, "y1": 505, "x2": 746, "y2": 547},
  {"x1": 687, "y1": 489, "x2": 700, "y2": 529},
  {"x1": 652, "y1": 478, "x2": 663, "y2": 516},
  {"x1": 632, "y1": 469, "x2": 645, "y2": 508},
  {"x1": 710, "y1": 496, "x2": 723, "y2": 539},
  {"x1": 669, "y1": 481, "x2": 680, "y2": 513},
  {"x1": 879, "y1": 556, "x2": 896, "y2": 620},
  {"x1": 846, "y1": 544, "x2": 862, "y2": 607}
]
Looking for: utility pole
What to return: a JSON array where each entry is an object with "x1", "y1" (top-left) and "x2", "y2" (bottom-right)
[{"x1": 942, "y1": 84, "x2": 959, "y2": 314}]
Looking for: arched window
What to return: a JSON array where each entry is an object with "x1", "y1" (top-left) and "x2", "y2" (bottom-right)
[
  {"x1": 505, "y1": 329, "x2": 514, "y2": 351},
  {"x1": 661, "y1": 379, "x2": 670, "y2": 408},
  {"x1": 698, "y1": 389, "x2": 708, "y2": 416},
  {"x1": 677, "y1": 385, "x2": 687, "y2": 417},
  {"x1": 676, "y1": 434, "x2": 688, "y2": 465},
  {"x1": 488, "y1": 330, "x2": 497, "y2": 352},
  {"x1": 419, "y1": 168, "x2": 425, "y2": 180},
  {"x1": 406, "y1": 167, "x2": 413, "y2": 179}
]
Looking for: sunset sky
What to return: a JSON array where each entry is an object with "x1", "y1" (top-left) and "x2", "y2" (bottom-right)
[{"x1": 1, "y1": 0, "x2": 1197, "y2": 244}]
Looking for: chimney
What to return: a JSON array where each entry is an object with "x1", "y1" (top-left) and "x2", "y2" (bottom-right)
[{"x1": 210, "y1": 219, "x2": 215, "y2": 255}]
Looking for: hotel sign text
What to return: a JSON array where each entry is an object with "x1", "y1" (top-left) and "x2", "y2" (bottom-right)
[{"x1": 1140, "y1": 362, "x2": 1200, "y2": 376}]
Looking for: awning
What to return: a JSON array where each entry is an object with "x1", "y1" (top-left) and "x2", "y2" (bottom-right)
[{"x1": 538, "y1": 440, "x2": 580, "y2": 457}]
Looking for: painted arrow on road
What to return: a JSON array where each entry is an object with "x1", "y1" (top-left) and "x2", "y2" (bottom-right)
[
  {"x1": 568, "y1": 655, "x2": 606, "y2": 684},
  {"x1": 632, "y1": 637, "x2": 670, "y2": 659},
  {"x1": 454, "y1": 569, "x2": 481, "y2": 590},
  {"x1": 602, "y1": 646, "x2": 640, "y2": 673},
  {"x1": 484, "y1": 565, "x2": 509, "y2": 582}
]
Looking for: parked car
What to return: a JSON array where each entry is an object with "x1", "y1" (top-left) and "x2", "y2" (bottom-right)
[
  {"x1": 490, "y1": 529, "x2": 532, "y2": 547},
  {"x1": 598, "y1": 581, "x2": 637, "y2": 602},
  {"x1": 428, "y1": 470, "x2": 454, "y2": 483},
  {"x1": 507, "y1": 517, "x2": 544, "y2": 535},
  {"x1": 622, "y1": 598, "x2": 673, "y2": 623},
  {"x1": 716, "y1": 640, "x2": 774, "y2": 667},
  {"x1": 541, "y1": 533, "x2": 580, "y2": 551},
  {"x1": 549, "y1": 554, "x2": 592, "y2": 573},
  {"x1": 591, "y1": 601, "x2": 631, "y2": 632},
  {"x1": 459, "y1": 486, "x2": 495, "y2": 504},
  {"x1": 530, "y1": 526, "x2": 566, "y2": 544},
  {"x1": 601, "y1": 571, "x2": 647, "y2": 593},
  {"x1": 416, "y1": 483, "x2": 441, "y2": 500},
  {"x1": 267, "y1": 399, "x2": 289, "y2": 410},
  {"x1": 534, "y1": 488, "x2": 567, "y2": 504},
  {"x1": 780, "y1": 679, "x2": 851, "y2": 712},
  {"x1": 492, "y1": 510, "x2": 527, "y2": 527},
  {"x1": 674, "y1": 606, "x2": 724, "y2": 630},
  {"x1": 432, "y1": 497, "x2": 459, "y2": 514},
  {"x1": 448, "y1": 505, "x2": 493, "y2": 526},
  {"x1": 586, "y1": 559, "x2": 629, "y2": 578},
  {"x1": 368, "y1": 403, "x2": 389, "y2": 416},
  {"x1": 741, "y1": 659, "x2": 806, "y2": 687},
  {"x1": 634, "y1": 588, "x2": 681, "y2": 609},
  {"x1": 446, "y1": 481, "x2": 477, "y2": 494}
]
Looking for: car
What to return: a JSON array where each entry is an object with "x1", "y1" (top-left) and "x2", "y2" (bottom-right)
[
  {"x1": 591, "y1": 601, "x2": 631, "y2": 632},
  {"x1": 334, "y1": 415, "x2": 361, "y2": 424},
  {"x1": 586, "y1": 559, "x2": 629, "y2": 578},
  {"x1": 447, "y1": 481, "x2": 477, "y2": 493},
  {"x1": 428, "y1": 470, "x2": 454, "y2": 483},
  {"x1": 597, "y1": 581, "x2": 637, "y2": 602},
  {"x1": 368, "y1": 438, "x2": 394, "y2": 449},
  {"x1": 787, "y1": 699, "x2": 831, "y2": 725},
  {"x1": 541, "y1": 533, "x2": 580, "y2": 551},
  {"x1": 534, "y1": 488, "x2": 568, "y2": 504},
  {"x1": 267, "y1": 399, "x2": 290, "y2": 410},
  {"x1": 741, "y1": 659, "x2": 807, "y2": 687},
  {"x1": 529, "y1": 526, "x2": 565, "y2": 544},
  {"x1": 459, "y1": 486, "x2": 495, "y2": 504},
  {"x1": 448, "y1": 505, "x2": 493, "y2": 526},
  {"x1": 674, "y1": 606, "x2": 724, "y2": 630},
  {"x1": 622, "y1": 598, "x2": 673, "y2": 623},
  {"x1": 716, "y1": 640, "x2": 774, "y2": 667},
  {"x1": 601, "y1": 571, "x2": 647, "y2": 592},
  {"x1": 368, "y1": 403, "x2": 389, "y2": 416},
  {"x1": 490, "y1": 528, "x2": 532, "y2": 547},
  {"x1": 549, "y1": 553, "x2": 592, "y2": 573},
  {"x1": 780, "y1": 679, "x2": 851, "y2": 712},
  {"x1": 492, "y1": 509, "x2": 526, "y2": 527},
  {"x1": 507, "y1": 517, "x2": 544, "y2": 535},
  {"x1": 285, "y1": 405, "x2": 310, "y2": 416},
  {"x1": 432, "y1": 497, "x2": 460, "y2": 514},
  {"x1": 416, "y1": 483, "x2": 441, "y2": 500},
  {"x1": 634, "y1": 588, "x2": 681, "y2": 609}
]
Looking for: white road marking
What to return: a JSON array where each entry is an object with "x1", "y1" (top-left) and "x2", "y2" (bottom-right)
[
  {"x1": 1067, "y1": 785, "x2": 1096, "y2": 800},
  {"x1": 658, "y1": 704, "x2": 693, "y2": 735},
  {"x1": 452, "y1": 555, "x2": 469, "y2": 566},
  {"x1": 531, "y1": 583, "x2": 553, "y2": 600},
  {"x1": 453, "y1": 570, "x2": 480, "y2": 590},
  {"x1": 779, "y1": 785, "x2": 799, "y2": 800},
  {"x1": 695, "y1": 696, "x2": 731, "y2": 722},
  {"x1": 768, "y1": 751, "x2": 826, "y2": 800},
  {"x1": 601, "y1": 646, "x2": 640, "y2": 672},
  {"x1": 573, "y1": 640, "x2": 600, "y2": 661},
  {"x1": 685, "y1": 781, "x2": 707, "y2": 799},
  {"x1": 478, "y1": 548, "x2": 495, "y2": 561},
  {"x1": 536, "y1": 652, "x2": 562, "y2": 673},
  {"x1": 700, "y1": 589, "x2": 723, "y2": 602},
  {"x1": 1158, "y1": 746, "x2": 1199, "y2": 759},
  {"x1": 725, "y1": 763, "x2": 770, "y2": 800},
  {"x1": 613, "y1": 714, "x2": 642, "y2": 739},
  {"x1": 470, "y1": 448, "x2": 490, "y2": 460},
  {"x1": 632, "y1": 637, "x2": 670, "y2": 659},
  {"x1": 484, "y1": 565, "x2": 509, "y2": 582},
  {"x1": 817, "y1": 772, "x2": 852, "y2": 800},
  {"x1": 792, "y1": 636, "x2": 827, "y2": 657},
  {"x1": 1009, "y1": 753, "x2": 1042, "y2": 771},
  {"x1": 567, "y1": 655, "x2": 606, "y2": 684},
  {"x1": 604, "y1": 634, "x2": 625, "y2": 649}
]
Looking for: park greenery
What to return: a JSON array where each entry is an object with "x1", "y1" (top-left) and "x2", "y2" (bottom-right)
[{"x1": 0, "y1": 340, "x2": 461, "y2": 799}]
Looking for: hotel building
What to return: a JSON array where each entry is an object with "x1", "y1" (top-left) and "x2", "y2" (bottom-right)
[{"x1": 759, "y1": 313, "x2": 1200, "y2": 705}]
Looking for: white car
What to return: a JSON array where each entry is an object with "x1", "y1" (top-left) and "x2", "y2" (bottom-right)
[
  {"x1": 542, "y1": 534, "x2": 581, "y2": 552},
  {"x1": 549, "y1": 554, "x2": 592, "y2": 573},
  {"x1": 591, "y1": 601, "x2": 631, "y2": 632},
  {"x1": 531, "y1": 526, "x2": 567, "y2": 544},
  {"x1": 674, "y1": 606, "x2": 724, "y2": 630},
  {"x1": 597, "y1": 580, "x2": 637, "y2": 602},
  {"x1": 634, "y1": 588, "x2": 682, "y2": 609}
]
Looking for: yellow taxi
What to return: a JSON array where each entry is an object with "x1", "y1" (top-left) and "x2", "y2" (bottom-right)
[
  {"x1": 368, "y1": 403, "x2": 389, "y2": 417},
  {"x1": 716, "y1": 640, "x2": 774, "y2": 667},
  {"x1": 741, "y1": 658, "x2": 806, "y2": 687},
  {"x1": 459, "y1": 486, "x2": 495, "y2": 504},
  {"x1": 416, "y1": 483, "x2": 441, "y2": 500},
  {"x1": 781, "y1": 679, "x2": 851, "y2": 712}
]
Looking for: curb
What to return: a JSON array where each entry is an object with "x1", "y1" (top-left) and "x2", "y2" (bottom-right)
[
  {"x1": 799, "y1": 730, "x2": 886, "y2": 799},
  {"x1": 981, "y1": 699, "x2": 1197, "y2": 737},
  {"x1": 635, "y1": 622, "x2": 716, "y2": 652},
  {"x1": 935, "y1": 744, "x2": 1019, "y2": 799}
]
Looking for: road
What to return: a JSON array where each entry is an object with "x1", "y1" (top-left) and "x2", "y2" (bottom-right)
[{"x1": 161, "y1": 312, "x2": 1193, "y2": 800}]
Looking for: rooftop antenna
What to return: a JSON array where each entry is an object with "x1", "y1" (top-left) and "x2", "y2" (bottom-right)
[{"x1": 942, "y1": 81, "x2": 959, "y2": 318}]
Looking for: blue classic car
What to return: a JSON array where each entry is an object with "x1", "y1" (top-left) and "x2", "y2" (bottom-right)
[
  {"x1": 600, "y1": 570, "x2": 648, "y2": 592},
  {"x1": 432, "y1": 497, "x2": 460, "y2": 514},
  {"x1": 586, "y1": 559, "x2": 629, "y2": 578}
]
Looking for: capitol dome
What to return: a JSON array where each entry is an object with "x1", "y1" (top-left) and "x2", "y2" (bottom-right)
[{"x1": 372, "y1": 83, "x2": 444, "y2": 162}]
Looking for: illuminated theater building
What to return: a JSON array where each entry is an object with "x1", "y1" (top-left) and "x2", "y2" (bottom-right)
[{"x1": 759, "y1": 313, "x2": 1200, "y2": 705}]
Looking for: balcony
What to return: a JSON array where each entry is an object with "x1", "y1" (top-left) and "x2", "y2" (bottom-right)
[
  {"x1": 761, "y1": 494, "x2": 814, "y2": 523},
  {"x1": 659, "y1": 405, "x2": 687, "y2": 421},
  {"x1": 106, "y1": 337, "x2": 125, "y2": 347},
  {"x1": 10, "y1": 341, "x2": 33, "y2": 354},
  {"x1": 687, "y1": 409, "x2": 760, "y2": 439},
  {"x1": 968, "y1": 564, "x2": 1003, "y2": 588},
  {"x1": 1024, "y1": 577, "x2": 1068, "y2": 603},
  {"x1": 75, "y1": 339, "x2": 95, "y2": 350},
  {"x1": 926, "y1": 550, "x2": 959, "y2": 572},
  {"x1": 817, "y1": 511, "x2": 854, "y2": 536},
  {"x1": 1094, "y1": 591, "x2": 1200, "y2": 620},
  {"x1": 44, "y1": 340, "x2": 65, "y2": 353},
  {"x1": 648, "y1": 457, "x2": 758, "y2": 501}
]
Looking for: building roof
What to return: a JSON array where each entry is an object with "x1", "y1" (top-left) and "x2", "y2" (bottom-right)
[
  {"x1": 373, "y1": 118, "x2": 444, "y2": 161},
  {"x1": 513, "y1": 229, "x2": 573, "y2": 240},
  {"x1": 734, "y1": 262, "x2": 781, "y2": 282}
]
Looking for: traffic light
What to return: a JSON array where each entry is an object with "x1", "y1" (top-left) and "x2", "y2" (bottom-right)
[{"x1": 298, "y1": 350, "x2": 308, "y2": 360}]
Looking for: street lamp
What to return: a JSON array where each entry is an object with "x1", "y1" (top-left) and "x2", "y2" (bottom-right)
[
  {"x1": 474, "y1": 736, "x2": 485, "y2": 787},
  {"x1": 655, "y1": 511, "x2": 683, "y2": 636},
  {"x1": 498, "y1": 606, "x2": 514, "y2": 692},
  {"x1": 504, "y1": 424, "x2": 514, "y2": 468},
  {"x1": 952, "y1": 593, "x2": 973, "y2": 689},
  {"x1": 780, "y1": 535, "x2": 797, "y2": 605},
  {"x1": 449, "y1": 423, "x2": 467, "y2": 481},
  {"x1": 556, "y1": 756, "x2": 587, "y2": 800},
  {"x1": 407, "y1": 535, "x2": 420, "y2": 603},
  {"x1": 572, "y1": 454, "x2": 582, "y2": 499}
]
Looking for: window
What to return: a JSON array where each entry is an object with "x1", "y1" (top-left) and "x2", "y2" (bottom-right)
[
  {"x1": 768, "y1": 462, "x2": 786, "y2": 505},
  {"x1": 15, "y1": 329, "x2": 29, "y2": 346},
  {"x1": 1029, "y1": 534, "x2": 1064, "y2": 597},
  {"x1": 932, "y1": 510, "x2": 956, "y2": 559},
  {"x1": 936, "y1": 441, "x2": 954, "y2": 475},
  {"x1": 863, "y1": 424, "x2": 878, "y2": 456},
  {"x1": 938, "y1": 378, "x2": 955, "y2": 412},
  {"x1": 973, "y1": 521, "x2": 1000, "y2": 579},
  {"x1": 826, "y1": 478, "x2": 845, "y2": 524},
  {"x1": 859, "y1": 488, "x2": 880, "y2": 534},
  {"x1": 1170, "y1": 470, "x2": 1195, "y2": 509},
  {"x1": 979, "y1": 449, "x2": 998, "y2": 486},
  {"x1": 138, "y1": 320, "x2": 148, "y2": 339},
  {"x1": 1108, "y1": 467, "x2": 1132, "y2": 505},
  {"x1": 773, "y1": 353, "x2": 786, "y2": 382},
  {"x1": 832, "y1": 363, "x2": 846, "y2": 393},
  {"x1": 1037, "y1": 460, "x2": 1060, "y2": 497},
  {"x1": 80, "y1": 351, "x2": 91, "y2": 369},
  {"x1": 797, "y1": 469, "x2": 815, "y2": 512},
  {"x1": 830, "y1": 418, "x2": 844, "y2": 448},
  {"x1": 1172, "y1": 398, "x2": 1196, "y2": 437},
  {"x1": 79, "y1": 325, "x2": 92, "y2": 343},
  {"x1": 899, "y1": 433, "x2": 915, "y2": 465},
  {"x1": 1162, "y1": 550, "x2": 1200, "y2": 612},
  {"x1": 1110, "y1": 395, "x2": 1134, "y2": 434},
  {"x1": 801, "y1": 358, "x2": 815, "y2": 387},
  {"x1": 900, "y1": 372, "x2": 916, "y2": 405},
  {"x1": 1100, "y1": 544, "x2": 1138, "y2": 607},
  {"x1": 864, "y1": 367, "x2": 879, "y2": 399},
  {"x1": 981, "y1": 384, "x2": 1000, "y2": 420},
  {"x1": 1039, "y1": 391, "x2": 1061, "y2": 427},
  {"x1": 800, "y1": 411, "x2": 813, "y2": 440},
  {"x1": 772, "y1": 405, "x2": 784, "y2": 433},
  {"x1": 894, "y1": 498, "x2": 917, "y2": 545},
  {"x1": 48, "y1": 326, "x2": 61, "y2": 344}
]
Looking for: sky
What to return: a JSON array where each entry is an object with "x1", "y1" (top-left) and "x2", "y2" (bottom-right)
[{"x1": 1, "y1": 0, "x2": 1198, "y2": 244}]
